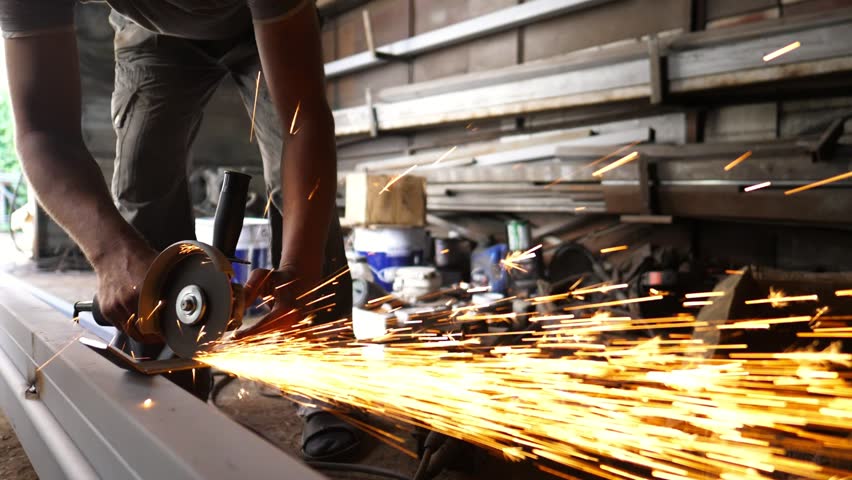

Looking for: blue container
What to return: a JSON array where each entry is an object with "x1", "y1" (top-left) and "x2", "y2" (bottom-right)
[
  {"x1": 196, "y1": 217, "x2": 272, "y2": 285},
  {"x1": 471, "y1": 244, "x2": 510, "y2": 294},
  {"x1": 353, "y1": 227, "x2": 426, "y2": 291}
]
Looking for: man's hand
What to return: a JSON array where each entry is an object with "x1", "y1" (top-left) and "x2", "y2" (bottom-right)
[
  {"x1": 235, "y1": 267, "x2": 305, "y2": 339},
  {"x1": 94, "y1": 241, "x2": 159, "y2": 342}
]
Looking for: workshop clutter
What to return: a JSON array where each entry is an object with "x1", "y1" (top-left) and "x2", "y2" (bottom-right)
[
  {"x1": 353, "y1": 226, "x2": 428, "y2": 291},
  {"x1": 196, "y1": 217, "x2": 271, "y2": 285}
]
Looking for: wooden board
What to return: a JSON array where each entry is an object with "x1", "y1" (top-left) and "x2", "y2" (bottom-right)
[{"x1": 345, "y1": 172, "x2": 426, "y2": 226}]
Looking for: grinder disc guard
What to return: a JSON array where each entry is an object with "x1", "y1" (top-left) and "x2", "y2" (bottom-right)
[{"x1": 139, "y1": 241, "x2": 239, "y2": 359}]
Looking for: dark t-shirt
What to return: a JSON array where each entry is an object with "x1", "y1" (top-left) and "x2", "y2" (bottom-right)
[{"x1": 0, "y1": 0, "x2": 308, "y2": 40}]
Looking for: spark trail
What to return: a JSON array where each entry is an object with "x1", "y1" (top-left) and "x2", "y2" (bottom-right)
[{"x1": 198, "y1": 307, "x2": 852, "y2": 479}]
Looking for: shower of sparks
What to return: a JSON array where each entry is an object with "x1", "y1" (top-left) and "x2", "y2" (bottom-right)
[
  {"x1": 762, "y1": 41, "x2": 801, "y2": 62},
  {"x1": 433, "y1": 146, "x2": 457, "y2": 165},
  {"x1": 744, "y1": 181, "x2": 771, "y2": 192},
  {"x1": 784, "y1": 170, "x2": 852, "y2": 195},
  {"x1": 289, "y1": 100, "x2": 301, "y2": 135},
  {"x1": 379, "y1": 164, "x2": 419, "y2": 195},
  {"x1": 142, "y1": 398, "x2": 153, "y2": 409},
  {"x1": 198, "y1": 306, "x2": 852, "y2": 480},
  {"x1": 600, "y1": 245, "x2": 628, "y2": 254},
  {"x1": 179, "y1": 243, "x2": 203, "y2": 255},
  {"x1": 723, "y1": 151, "x2": 752, "y2": 171},
  {"x1": 500, "y1": 245, "x2": 542, "y2": 273},
  {"x1": 249, "y1": 70, "x2": 261, "y2": 143},
  {"x1": 592, "y1": 152, "x2": 639, "y2": 177}
]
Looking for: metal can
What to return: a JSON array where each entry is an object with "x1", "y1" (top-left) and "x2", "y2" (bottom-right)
[{"x1": 506, "y1": 220, "x2": 531, "y2": 251}]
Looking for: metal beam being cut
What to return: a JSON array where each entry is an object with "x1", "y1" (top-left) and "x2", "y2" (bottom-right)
[{"x1": 0, "y1": 273, "x2": 325, "y2": 480}]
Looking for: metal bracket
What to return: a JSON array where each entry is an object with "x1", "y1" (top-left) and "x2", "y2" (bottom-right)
[
  {"x1": 79, "y1": 337, "x2": 206, "y2": 375},
  {"x1": 647, "y1": 35, "x2": 668, "y2": 105},
  {"x1": 362, "y1": 10, "x2": 404, "y2": 62},
  {"x1": 808, "y1": 115, "x2": 849, "y2": 162},
  {"x1": 365, "y1": 87, "x2": 380, "y2": 137}
]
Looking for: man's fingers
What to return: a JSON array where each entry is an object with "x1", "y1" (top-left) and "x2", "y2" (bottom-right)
[
  {"x1": 243, "y1": 268, "x2": 274, "y2": 305},
  {"x1": 234, "y1": 307, "x2": 298, "y2": 339}
]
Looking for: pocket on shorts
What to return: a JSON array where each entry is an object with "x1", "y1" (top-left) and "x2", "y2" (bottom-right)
[{"x1": 111, "y1": 86, "x2": 138, "y2": 130}]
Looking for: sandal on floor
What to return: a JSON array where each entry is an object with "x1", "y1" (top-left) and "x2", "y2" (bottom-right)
[{"x1": 301, "y1": 411, "x2": 363, "y2": 461}]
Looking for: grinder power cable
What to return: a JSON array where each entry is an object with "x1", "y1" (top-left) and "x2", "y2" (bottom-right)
[{"x1": 74, "y1": 171, "x2": 253, "y2": 374}]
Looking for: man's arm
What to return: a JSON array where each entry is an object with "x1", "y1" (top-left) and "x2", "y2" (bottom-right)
[
  {"x1": 252, "y1": 2, "x2": 337, "y2": 292},
  {"x1": 5, "y1": 32, "x2": 157, "y2": 334}
]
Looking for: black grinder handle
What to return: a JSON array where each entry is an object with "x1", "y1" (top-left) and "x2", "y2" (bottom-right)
[
  {"x1": 73, "y1": 297, "x2": 111, "y2": 326},
  {"x1": 213, "y1": 171, "x2": 251, "y2": 258}
]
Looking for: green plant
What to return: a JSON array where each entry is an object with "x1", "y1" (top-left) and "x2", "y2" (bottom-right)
[{"x1": 0, "y1": 90, "x2": 18, "y2": 173}]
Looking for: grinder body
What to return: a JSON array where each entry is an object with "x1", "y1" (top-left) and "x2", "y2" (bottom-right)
[{"x1": 75, "y1": 171, "x2": 253, "y2": 362}]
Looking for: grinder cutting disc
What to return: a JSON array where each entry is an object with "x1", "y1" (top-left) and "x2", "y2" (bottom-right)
[{"x1": 138, "y1": 241, "x2": 239, "y2": 359}]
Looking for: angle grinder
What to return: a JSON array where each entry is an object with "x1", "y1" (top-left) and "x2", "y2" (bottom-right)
[{"x1": 75, "y1": 171, "x2": 253, "y2": 373}]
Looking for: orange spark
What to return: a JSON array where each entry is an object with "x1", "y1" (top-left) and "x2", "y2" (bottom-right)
[
  {"x1": 289, "y1": 100, "x2": 301, "y2": 135},
  {"x1": 785, "y1": 171, "x2": 852, "y2": 195},
  {"x1": 600, "y1": 245, "x2": 628, "y2": 254},
  {"x1": 763, "y1": 41, "x2": 801, "y2": 62},
  {"x1": 744, "y1": 181, "x2": 771, "y2": 192},
  {"x1": 584, "y1": 140, "x2": 642, "y2": 170},
  {"x1": 685, "y1": 292, "x2": 725, "y2": 299},
  {"x1": 562, "y1": 294, "x2": 663, "y2": 311},
  {"x1": 433, "y1": 146, "x2": 457, "y2": 165},
  {"x1": 249, "y1": 70, "x2": 261, "y2": 143},
  {"x1": 379, "y1": 165, "x2": 418, "y2": 195},
  {"x1": 500, "y1": 245, "x2": 542, "y2": 273},
  {"x1": 745, "y1": 294, "x2": 818, "y2": 306},
  {"x1": 723, "y1": 151, "x2": 752, "y2": 171},
  {"x1": 142, "y1": 398, "x2": 154, "y2": 409},
  {"x1": 592, "y1": 151, "x2": 639, "y2": 177},
  {"x1": 683, "y1": 300, "x2": 713, "y2": 307},
  {"x1": 307, "y1": 178, "x2": 320, "y2": 200},
  {"x1": 262, "y1": 193, "x2": 273, "y2": 218},
  {"x1": 836, "y1": 289, "x2": 852, "y2": 297}
]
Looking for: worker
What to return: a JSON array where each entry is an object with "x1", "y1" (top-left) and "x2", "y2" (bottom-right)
[{"x1": 1, "y1": 0, "x2": 359, "y2": 461}]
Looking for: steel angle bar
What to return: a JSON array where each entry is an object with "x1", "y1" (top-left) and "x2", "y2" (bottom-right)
[
  {"x1": 374, "y1": 60, "x2": 650, "y2": 132},
  {"x1": 668, "y1": 23, "x2": 852, "y2": 80},
  {"x1": 332, "y1": 18, "x2": 852, "y2": 136},
  {"x1": 0, "y1": 274, "x2": 324, "y2": 480},
  {"x1": 324, "y1": 0, "x2": 618, "y2": 78},
  {"x1": 474, "y1": 128, "x2": 652, "y2": 166}
]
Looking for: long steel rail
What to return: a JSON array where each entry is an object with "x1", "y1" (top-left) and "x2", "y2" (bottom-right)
[{"x1": 0, "y1": 273, "x2": 325, "y2": 480}]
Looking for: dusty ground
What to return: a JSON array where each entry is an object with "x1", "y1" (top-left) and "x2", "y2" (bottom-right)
[
  {"x1": 0, "y1": 411, "x2": 38, "y2": 480},
  {"x1": 0, "y1": 233, "x2": 561, "y2": 480}
]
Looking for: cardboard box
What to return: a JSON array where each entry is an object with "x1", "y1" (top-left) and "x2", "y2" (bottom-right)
[{"x1": 345, "y1": 172, "x2": 426, "y2": 227}]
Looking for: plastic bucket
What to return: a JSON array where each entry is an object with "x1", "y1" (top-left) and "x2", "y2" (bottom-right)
[
  {"x1": 196, "y1": 217, "x2": 271, "y2": 285},
  {"x1": 353, "y1": 226, "x2": 426, "y2": 291}
]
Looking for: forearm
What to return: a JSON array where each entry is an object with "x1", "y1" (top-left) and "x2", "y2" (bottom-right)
[
  {"x1": 17, "y1": 131, "x2": 144, "y2": 266},
  {"x1": 278, "y1": 104, "x2": 337, "y2": 286}
]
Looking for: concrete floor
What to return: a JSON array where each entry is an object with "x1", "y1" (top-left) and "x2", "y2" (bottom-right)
[{"x1": 0, "y1": 233, "x2": 560, "y2": 480}]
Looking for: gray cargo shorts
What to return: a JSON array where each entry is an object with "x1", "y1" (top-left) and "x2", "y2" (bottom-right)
[{"x1": 108, "y1": 11, "x2": 351, "y2": 398}]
